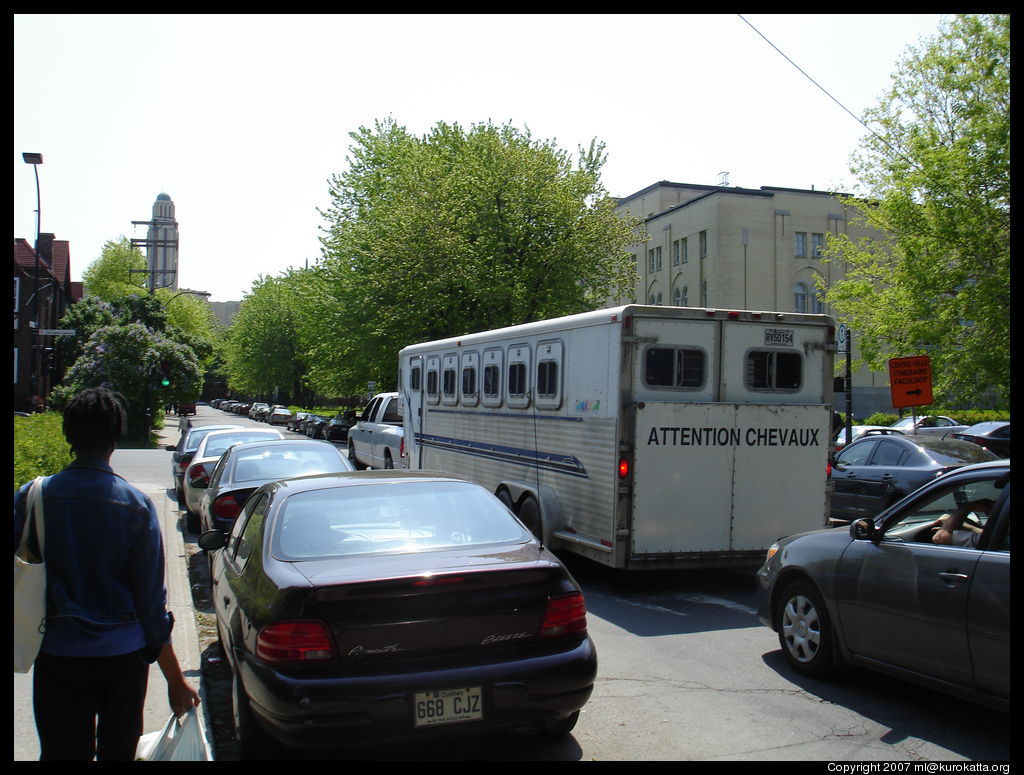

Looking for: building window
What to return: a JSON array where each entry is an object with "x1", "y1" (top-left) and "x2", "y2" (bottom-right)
[
  {"x1": 672, "y1": 286, "x2": 682, "y2": 306},
  {"x1": 647, "y1": 246, "x2": 662, "y2": 273},
  {"x1": 681, "y1": 285, "x2": 688, "y2": 306},
  {"x1": 699, "y1": 230, "x2": 708, "y2": 259},
  {"x1": 681, "y1": 237, "x2": 688, "y2": 263},
  {"x1": 794, "y1": 282, "x2": 807, "y2": 313},
  {"x1": 811, "y1": 233, "x2": 824, "y2": 258},
  {"x1": 795, "y1": 232, "x2": 807, "y2": 257},
  {"x1": 672, "y1": 240, "x2": 681, "y2": 266}
]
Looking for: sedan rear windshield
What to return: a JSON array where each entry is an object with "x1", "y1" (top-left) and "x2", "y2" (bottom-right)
[
  {"x1": 272, "y1": 481, "x2": 530, "y2": 559},
  {"x1": 203, "y1": 432, "x2": 280, "y2": 457},
  {"x1": 230, "y1": 446, "x2": 344, "y2": 482}
]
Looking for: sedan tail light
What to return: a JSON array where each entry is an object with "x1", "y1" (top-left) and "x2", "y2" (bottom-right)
[
  {"x1": 187, "y1": 463, "x2": 208, "y2": 485},
  {"x1": 539, "y1": 592, "x2": 588, "y2": 638},
  {"x1": 256, "y1": 621, "x2": 335, "y2": 663},
  {"x1": 212, "y1": 494, "x2": 242, "y2": 521}
]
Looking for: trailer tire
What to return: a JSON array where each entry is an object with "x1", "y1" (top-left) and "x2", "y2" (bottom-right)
[
  {"x1": 496, "y1": 489, "x2": 515, "y2": 512},
  {"x1": 517, "y1": 495, "x2": 543, "y2": 542}
]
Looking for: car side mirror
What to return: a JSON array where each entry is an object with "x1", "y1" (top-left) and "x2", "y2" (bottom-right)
[
  {"x1": 850, "y1": 518, "x2": 876, "y2": 541},
  {"x1": 197, "y1": 530, "x2": 227, "y2": 551}
]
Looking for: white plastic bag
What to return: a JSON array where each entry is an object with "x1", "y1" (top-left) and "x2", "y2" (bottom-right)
[{"x1": 136, "y1": 707, "x2": 212, "y2": 761}]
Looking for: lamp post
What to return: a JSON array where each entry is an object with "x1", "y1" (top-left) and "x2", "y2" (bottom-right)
[{"x1": 22, "y1": 152, "x2": 43, "y2": 410}]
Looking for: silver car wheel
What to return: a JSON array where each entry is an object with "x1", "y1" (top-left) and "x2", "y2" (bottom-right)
[{"x1": 781, "y1": 594, "x2": 821, "y2": 663}]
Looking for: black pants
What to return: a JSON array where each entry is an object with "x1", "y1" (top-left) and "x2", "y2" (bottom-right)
[{"x1": 33, "y1": 650, "x2": 150, "y2": 761}]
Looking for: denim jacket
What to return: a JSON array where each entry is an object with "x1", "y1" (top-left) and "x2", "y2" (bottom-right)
[{"x1": 13, "y1": 458, "x2": 173, "y2": 663}]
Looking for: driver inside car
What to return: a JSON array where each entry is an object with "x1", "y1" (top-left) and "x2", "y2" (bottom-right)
[{"x1": 931, "y1": 497, "x2": 995, "y2": 547}]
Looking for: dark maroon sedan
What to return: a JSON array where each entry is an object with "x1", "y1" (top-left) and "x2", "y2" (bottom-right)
[{"x1": 199, "y1": 471, "x2": 596, "y2": 758}]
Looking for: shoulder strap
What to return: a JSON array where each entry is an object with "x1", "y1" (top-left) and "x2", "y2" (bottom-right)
[{"x1": 17, "y1": 476, "x2": 45, "y2": 557}]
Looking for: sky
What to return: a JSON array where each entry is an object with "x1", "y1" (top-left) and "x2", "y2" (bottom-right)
[{"x1": 14, "y1": 13, "x2": 947, "y2": 303}]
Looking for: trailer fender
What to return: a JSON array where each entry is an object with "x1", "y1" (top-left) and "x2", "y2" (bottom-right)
[{"x1": 494, "y1": 480, "x2": 564, "y2": 547}]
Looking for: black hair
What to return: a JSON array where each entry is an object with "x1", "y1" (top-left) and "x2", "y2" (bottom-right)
[{"x1": 62, "y1": 387, "x2": 128, "y2": 458}]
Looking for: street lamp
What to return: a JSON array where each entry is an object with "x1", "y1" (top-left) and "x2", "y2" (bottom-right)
[{"x1": 22, "y1": 152, "x2": 43, "y2": 410}]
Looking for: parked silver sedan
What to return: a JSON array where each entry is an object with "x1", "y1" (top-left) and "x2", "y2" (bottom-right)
[
  {"x1": 889, "y1": 415, "x2": 968, "y2": 437},
  {"x1": 758, "y1": 460, "x2": 1010, "y2": 711}
]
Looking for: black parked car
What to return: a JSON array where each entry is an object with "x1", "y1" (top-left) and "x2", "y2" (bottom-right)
[
  {"x1": 758, "y1": 460, "x2": 1009, "y2": 711},
  {"x1": 198, "y1": 471, "x2": 597, "y2": 758},
  {"x1": 828, "y1": 434, "x2": 997, "y2": 524},
  {"x1": 323, "y1": 412, "x2": 355, "y2": 443},
  {"x1": 197, "y1": 438, "x2": 354, "y2": 535},
  {"x1": 304, "y1": 414, "x2": 329, "y2": 439},
  {"x1": 951, "y1": 421, "x2": 1010, "y2": 458}
]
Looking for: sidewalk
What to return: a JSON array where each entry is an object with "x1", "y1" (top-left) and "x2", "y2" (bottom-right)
[{"x1": 11, "y1": 414, "x2": 210, "y2": 761}]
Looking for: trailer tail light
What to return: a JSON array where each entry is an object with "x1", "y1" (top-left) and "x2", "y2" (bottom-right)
[
  {"x1": 539, "y1": 593, "x2": 588, "y2": 638},
  {"x1": 212, "y1": 494, "x2": 242, "y2": 521},
  {"x1": 400, "y1": 437, "x2": 406, "y2": 460},
  {"x1": 618, "y1": 457, "x2": 630, "y2": 479},
  {"x1": 256, "y1": 621, "x2": 335, "y2": 663}
]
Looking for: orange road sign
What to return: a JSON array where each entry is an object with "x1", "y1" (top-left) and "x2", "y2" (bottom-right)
[{"x1": 888, "y1": 356, "x2": 934, "y2": 409}]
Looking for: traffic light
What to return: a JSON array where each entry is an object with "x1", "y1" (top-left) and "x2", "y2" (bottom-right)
[{"x1": 160, "y1": 361, "x2": 171, "y2": 388}]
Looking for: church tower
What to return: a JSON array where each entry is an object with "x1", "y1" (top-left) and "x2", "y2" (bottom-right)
[{"x1": 147, "y1": 193, "x2": 179, "y2": 290}]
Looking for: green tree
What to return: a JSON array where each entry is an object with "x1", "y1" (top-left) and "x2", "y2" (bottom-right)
[
  {"x1": 308, "y1": 119, "x2": 641, "y2": 395},
  {"x1": 81, "y1": 237, "x2": 149, "y2": 300},
  {"x1": 823, "y1": 14, "x2": 1009, "y2": 408},
  {"x1": 225, "y1": 273, "x2": 308, "y2": 404}
]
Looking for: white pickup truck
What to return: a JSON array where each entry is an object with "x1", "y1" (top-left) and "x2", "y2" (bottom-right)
[{"x1": 347, "y1": 392, "x2": 405, "y2": 469}]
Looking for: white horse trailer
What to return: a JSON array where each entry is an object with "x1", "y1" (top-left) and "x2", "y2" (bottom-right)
[{"x1": 399, "y1": 305, "x2": 836, "y2": 570}]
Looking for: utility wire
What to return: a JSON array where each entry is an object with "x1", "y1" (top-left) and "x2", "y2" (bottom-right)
[{"x1": 737, "y1": 14, "x2": 913, "y2": 172}]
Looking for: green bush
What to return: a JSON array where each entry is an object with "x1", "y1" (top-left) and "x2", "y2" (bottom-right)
[{"x1": 14, "y1": 412, "x2": 72, "y2": 490}]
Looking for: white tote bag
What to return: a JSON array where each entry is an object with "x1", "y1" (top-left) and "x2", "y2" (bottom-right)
[{"x1": 14, "y1": 476, "x2": 47, "y2": 673}]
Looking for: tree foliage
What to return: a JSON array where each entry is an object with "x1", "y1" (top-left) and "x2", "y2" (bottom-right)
[
  {"x1": 823, "y1": 14, "x2": 1009, "y2": 408},
  {"x1": 304, "y1": 119, "x2": 641, "y2": 395},
  {"x1": 224, "y1": 273, "x2": 308, "y2": 404},
  {"x1": 81, "y1": 237, "x2": 149, "y2": 300}
]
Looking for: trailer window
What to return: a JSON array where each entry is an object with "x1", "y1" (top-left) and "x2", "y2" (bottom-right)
[
  {"x1": 506, "y1": 345, "x2": 531, "y2": 409},
  {"x1": 425, "y1": 357, "x2": 439, "y2": 404},
  {"x1": 644, "y1": 347, "x2": 705, "y2": 389},
  {"x1": 746, "y1": 350, "x2": 802, "y2": 391},
  {"x1": 535, "y1": 339, "x2": 563, "y2": 409},
  {"x1": 482, "y1": 348, "x2": 503, "y2": 408},
  {"x1": 442, "y1": 367, "x2": 457, "y2": 401},
  {"x1": 409, "y1": 363, "x2": 421, "y2": 392},
  {"x1": 508, "y1": 363, "x2": 527, "y2": 397},
  {"x1": 483, "y1": 364, "x2": 500, "y2": 399}
]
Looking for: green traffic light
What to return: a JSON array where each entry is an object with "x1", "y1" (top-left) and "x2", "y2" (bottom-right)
[{"x1": 161, "y1": 377, "x2": 170, "y2": 387}]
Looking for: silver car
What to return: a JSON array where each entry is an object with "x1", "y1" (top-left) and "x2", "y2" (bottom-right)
[
  {"x1": 181, "y1": 427, "x2": 285, "y2": 532},
  {"x1": 889, "y1": 415, "x2": 968, "y2": 437},
  {"x1": 758, "y1": 460, "x2": 1010, "y2": 711}
]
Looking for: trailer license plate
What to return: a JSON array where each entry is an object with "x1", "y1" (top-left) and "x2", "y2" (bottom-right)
[{"x1": 413, "y1": 687, "x2": 483, "y2": 727}]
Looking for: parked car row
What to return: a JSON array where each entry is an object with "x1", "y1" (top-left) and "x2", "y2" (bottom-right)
[{"x1": 180, "y1": 432, "x2": 595, "y2": 758}]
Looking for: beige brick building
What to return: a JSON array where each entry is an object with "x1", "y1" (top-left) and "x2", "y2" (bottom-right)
[{"x1": 613, "y1": 180, "x2": 893, "y2": 416}]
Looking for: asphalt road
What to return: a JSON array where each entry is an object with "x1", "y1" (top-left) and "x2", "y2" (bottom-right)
[{"x1": 14, "y1": 406, "x2": 1011, "y2": 762}]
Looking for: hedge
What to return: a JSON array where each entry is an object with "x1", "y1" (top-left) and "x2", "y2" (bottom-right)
[{"x1": 14, "y1": 412, "x2": 72, "y2": 491}]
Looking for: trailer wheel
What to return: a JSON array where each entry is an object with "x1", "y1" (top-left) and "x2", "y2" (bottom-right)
[
  {"x1": 517, "y1": 495, "x2": 543, "y2": 542},
  {"x1": 496, "y1": 489, "x2": 515, "y2": 512}
]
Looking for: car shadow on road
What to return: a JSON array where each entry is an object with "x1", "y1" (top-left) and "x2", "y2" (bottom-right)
[{"x1": 758, "y1": 650, "x2": 1010, "y2": 760}]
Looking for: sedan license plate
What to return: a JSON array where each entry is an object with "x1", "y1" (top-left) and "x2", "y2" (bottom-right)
[{"x1": 413, "y1": 686, "x2": 483, "y2": 728}]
